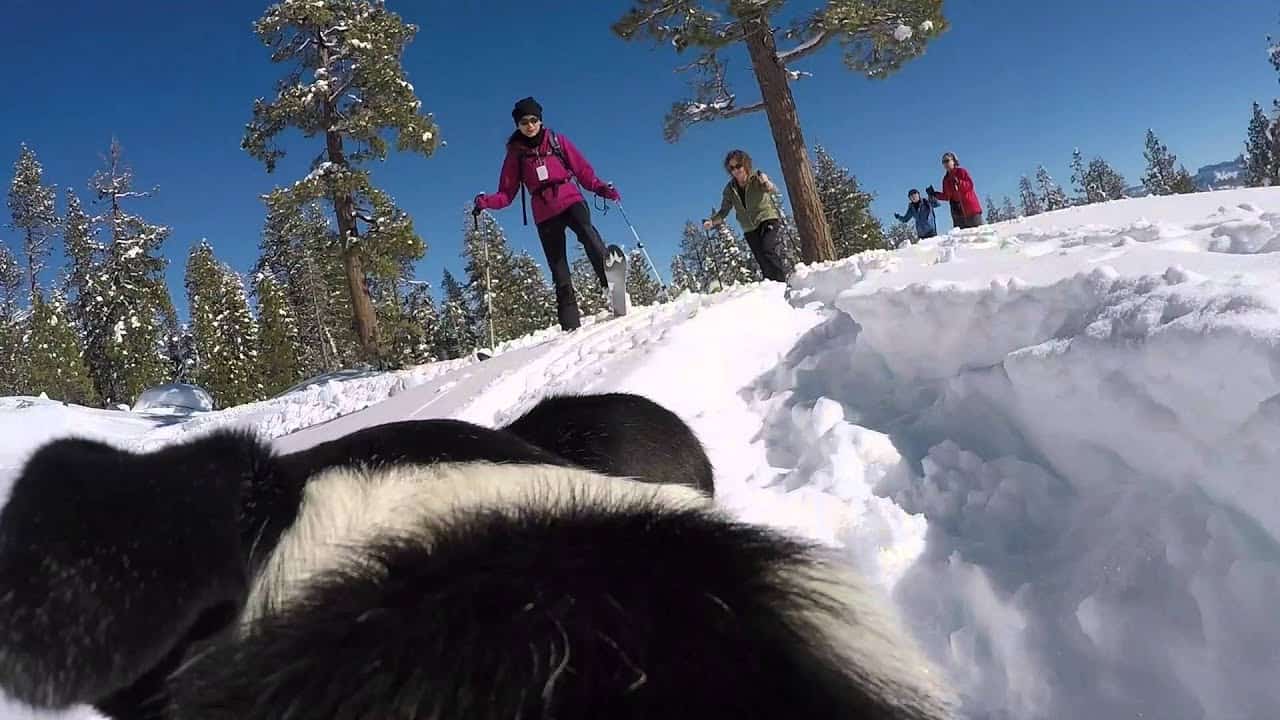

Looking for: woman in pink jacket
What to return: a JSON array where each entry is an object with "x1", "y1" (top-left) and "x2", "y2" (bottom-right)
[{"x1": 474, "y1": 97, "x2": 621, "y2": 332}]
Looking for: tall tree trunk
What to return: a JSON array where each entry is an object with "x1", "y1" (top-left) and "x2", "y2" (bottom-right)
[
  {"x1": 743, "y1": 19, "x2": 834, "y2": 265},
  {"x1": 324, "y1": 130, "x2": 380, "y2": 362}
]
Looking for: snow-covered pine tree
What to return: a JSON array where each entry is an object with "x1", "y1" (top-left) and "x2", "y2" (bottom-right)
[
  {"x1": 253, "y1": 272, "x2": 303, "y2": 396},
  {"x1": 570, "y1": 251, "x2": 607, "y2": 317},
  {"x1": 433, "y1": 270, "x2": 477, "y2": 360},
  {"x1": 710, "y1": 222, "x2": 760, "y2": 288},
  {"x1": 1142, "y1": 129, "x2": 1198, "y2": 195},
  {"x1": 506, "y1": 252, "x2": 556, "y2": 337},
  {"x1": 886, "y1": 221, "x2": 916, "y2": 249},
  {"x1": 811, "y1": 145, "x2": 884, "y2": 258},
  {"x1": 23, "y1": 291, "x2": 96, "y2": 405},
  {"x1": 984, "y1": 195, "x2": 1001, "y2": 224},
  {"x1": 256, "y1": 195, "x2": 356, "y2": 374},
  {"x1": 185, "y1": 242, "x2": 262, "y2": 409},
  {"x1": 86, "y1": 139, "x2": 173, "y2": 406},
  {"x1": 769, "y1": 190, "x2": 803, "y2": 269},
  {"x1": 1035, "y1": 165, "x2": 1069, "y2": 211},
  {"x1": 668, "y1": 255, "x2": 698, "y2": 297},
  {"x1": 625, "y1": 249, "x2": 663, "y2": 306},
  {"x1": 8, "y1": 144, "x2": 57, "y2": 303},
  {"x1": 242, "y1": 0, "x2": 441, "y2": 362},
  {"x1": 0, "y1": 245, "x2": 23, "y2": 395},
  {"x1": 1085, "y1": 158, "x2": 1128, "y2": 201},
  {"x1": 1069, "y1": 148, "x2": 1088, "y2": 204},
  {"x1": 1246, "y1": 102, "x2": 1274, "y2": 187},
  {"x1": 399, "y1": 281, "x2": 440, "y2": 365},
  {"x1": 614, "y1": 1, "x2": 947, "y2": 264},
  {"x1": 675, "y1": 220, "x2": 715, "y2": 292},
  {"x1": 1001, "y1": 195, "x2": 1020, "y2": 221},
  {"x1": 1019, "y1": 175, "x2": 1042, "y2": 216}
]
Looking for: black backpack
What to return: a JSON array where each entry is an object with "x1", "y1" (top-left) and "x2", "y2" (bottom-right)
[{"x1": 517, "y1": 129, "x2": 575, "y2": 226}]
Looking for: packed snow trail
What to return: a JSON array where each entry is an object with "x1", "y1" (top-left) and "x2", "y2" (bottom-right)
[{"x1": 2, "y1": 188, "x2": 1280, "y2": 719}]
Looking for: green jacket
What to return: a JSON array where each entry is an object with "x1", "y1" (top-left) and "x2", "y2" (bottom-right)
[{"x1": 711, "y1": 175, "x2": 781, "y2": 233}]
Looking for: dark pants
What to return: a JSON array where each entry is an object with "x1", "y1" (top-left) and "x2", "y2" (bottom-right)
[
  {"x1": 917, "y1": 229, "x2": 937, "y2": 241},
  {"x1": 537, "y1": 201, "x2": 609, "y2": 331},
  {"x1": 744, "y1": 219, "x2": 789, "y2": 282},
  {"x1": 950, "y1": 202, "x2": 983, "y2": 229}
]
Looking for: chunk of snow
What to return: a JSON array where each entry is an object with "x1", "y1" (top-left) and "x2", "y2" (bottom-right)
[{"x1": 893, "y1": 24, "x2": 913, "y2": 41}]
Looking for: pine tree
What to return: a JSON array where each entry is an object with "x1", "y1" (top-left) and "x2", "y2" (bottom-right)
[
  {"x1": 1001, "y1": 195, "x2": 1019, "y2": 221},
  {"x1": 570, "y1": 251, "x2": 607, "y2": 316},
  {"x1": 1069, "y1": 148, "x2": 1088, "y2": 204},
  {"x1": 614, "y1": 1, "x2": 947, "y2": 264},
  {"x1": 433, "y1": 270, "x2": 477, "y2": 360},
  {"x1": 256, "y1": 196, "x2": 356, "y2": 375},
  {"x1": 1035, "y1": 165, "x2": 1069, "y2": 211},
  {"x1": 1019, "y1": 175, "x2": 1042, "y2": 216},
  {"x1": 811, "y1": 145, "x2": 884, "y2": 258},
  {"x1": 705, "y1": 222, "x2": 760, "y2": 289},
  {"x1": 1085, "y1": 158, "x2": 1128, "y2": 201},
  {"x1": 887, "y1": 221, "x2": 916, "y2": 249},
  {"x1": 86, "y1": 139, "x2": 173, "y2": 405},
  {"x1": 23, "y1": 292, "x2": 96, "y2": 405},
  {"x1": 399, "y1": 281, "x2": 440, "y2": 365},
  {"x1": 0, "y1": 245, "x2": 23, "y2": 395},
  {"x1": 253, "y1": 272, "x2": 303, "y2": 396},
  {"x1": 984, "y1": 195, "x2": 1001, "y2": 224},
  {"x1": 675, "y1": 220, "x2": 715, "y2": 292},
  {"x1": 8, "y1": 144, "x2": 58, "y2": 303},
  {"x1": 61, "y1": 190, "x2": 98, "y2": 332},
  {"x1": 769, "y1": 189, "x2": 803, "y2": 270},
  {"x1": 506, "y1": 252, "x2": 556, "y2": 337},
  {"x1": 669, "y1": 255, "x2": 698, "y2": 296},
  {"x1": 1245, "y1": 102, "x2": 1274, "y2": 187},
  {"x1": 1142, "y1": 129, "x2": 1198, "y2": 195},
  {"x1": 625, "y1": 249, "x2": 663, "y2": 306},
  {"x1": 185, "y1": 242, "x2": 262, "y2": 409},
  {"x1": 242, "y1": 0, "x2": 441, "y2": 362},
  {"x1": 462, "y1": 209, "x2": 551, "y2": 345}
]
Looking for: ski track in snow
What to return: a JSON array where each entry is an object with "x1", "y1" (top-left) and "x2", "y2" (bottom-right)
[{"x1": 3, "y1": 188, "x2": 1280, "y2": 719}]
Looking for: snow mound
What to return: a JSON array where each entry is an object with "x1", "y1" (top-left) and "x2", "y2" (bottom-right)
[{"x1": 784, "y1": 189, "x2": 1280, "y2": 719}]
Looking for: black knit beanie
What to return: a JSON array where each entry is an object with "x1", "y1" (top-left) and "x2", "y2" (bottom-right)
[{"x1": 512, "y1": 97, "x2": 543, "y2": 124}]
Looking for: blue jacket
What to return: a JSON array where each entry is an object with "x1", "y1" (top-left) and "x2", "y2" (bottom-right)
[{"x1": 895, "y1": 197, "x2": 939, "y2": 237}]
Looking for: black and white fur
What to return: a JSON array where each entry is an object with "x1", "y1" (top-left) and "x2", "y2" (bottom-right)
[{"x1": 0, "y1": 392, "x2": 954, "y2": 719}]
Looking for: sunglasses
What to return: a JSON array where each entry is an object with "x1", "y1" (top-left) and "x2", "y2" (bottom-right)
[
  {"x1": 727, "y1": 163, "x2": 744, "y2": 171},
  {"x1": 518, "y1": 117, "x2": 541, "y2": 126}
]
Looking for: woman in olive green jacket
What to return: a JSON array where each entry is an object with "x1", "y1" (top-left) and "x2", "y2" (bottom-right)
[{"x1": 703, "y1": 149, "x2": 790, "y2": 282}]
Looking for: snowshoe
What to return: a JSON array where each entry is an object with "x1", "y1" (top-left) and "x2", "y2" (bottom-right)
[{"x1": 603, "y1": 244, "x2": 629, "y2": 317}]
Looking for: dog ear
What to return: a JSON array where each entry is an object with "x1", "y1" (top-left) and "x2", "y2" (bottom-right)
[{"x1": 0, "y1": 430, "x2": 269, "y2": 709}]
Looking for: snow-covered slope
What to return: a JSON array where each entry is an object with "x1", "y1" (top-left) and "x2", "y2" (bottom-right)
[{"x1": 2, "y1": 187, "x2": 1279, "y2": 720}]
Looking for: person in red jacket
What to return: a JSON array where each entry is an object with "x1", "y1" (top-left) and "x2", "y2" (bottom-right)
[
  {"x1": 927, "y1": 151, "x2": 984, "y2": 230},
  {"x1": 474, "y1": 97, "x2": 620, "y2": 332}
]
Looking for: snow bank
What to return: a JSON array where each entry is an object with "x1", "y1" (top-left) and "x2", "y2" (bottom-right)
[{"x1": 783, "y1": 188, "x2": 1280, "y2": 719}]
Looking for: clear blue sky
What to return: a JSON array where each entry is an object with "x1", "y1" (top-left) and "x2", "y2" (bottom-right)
[{"x1": 2, "y1": 0, "x2": 1276, "y2": 319}]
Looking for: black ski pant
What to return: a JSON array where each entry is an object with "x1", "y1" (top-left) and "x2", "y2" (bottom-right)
[
  {"x1": 537, "y1": 201, "x2": 609, "y2": 331},
  {"x1": 949, "y1": 202, "x2": 983, "y2": 229},
  {"x1": 744, "y1": 219, "x2": 789, "y2": 282}
]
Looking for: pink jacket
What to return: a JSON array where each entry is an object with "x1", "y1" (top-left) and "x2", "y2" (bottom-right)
[{"x1": 476, "y1": 130, "x2": 616, "y2": 225}]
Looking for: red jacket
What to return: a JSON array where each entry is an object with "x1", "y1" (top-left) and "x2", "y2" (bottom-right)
[
  {"x1": 934, "y1": 166, "x2": 982, "y2": 217},
  {"x1": 476, "y1": 130, "x2": 613, "y2": 225}
]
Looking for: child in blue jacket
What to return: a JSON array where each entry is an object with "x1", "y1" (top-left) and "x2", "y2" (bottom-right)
[{"x1": 893, "y1": 188, "x2": 939, "y2": 241}]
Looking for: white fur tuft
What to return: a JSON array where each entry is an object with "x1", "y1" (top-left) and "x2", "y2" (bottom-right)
[
  {"x1": 243, "y1": 461, "x2": 708, "y2": 625},
  {"x1": 781, "y1": 552, "x2": 957, "y2": 716}
]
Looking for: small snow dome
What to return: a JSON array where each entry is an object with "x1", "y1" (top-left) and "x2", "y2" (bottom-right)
[{"x1": 131, "y1": 382, "x2": 214, "y2": 414}]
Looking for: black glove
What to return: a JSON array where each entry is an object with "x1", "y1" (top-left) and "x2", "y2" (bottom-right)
[{"x1": 926, "y1": 185, "x2": 937, "y2": 197}]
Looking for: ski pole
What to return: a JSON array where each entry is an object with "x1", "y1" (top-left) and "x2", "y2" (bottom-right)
[
  {"x1": 613, "y1": 199, "x2": 667, "y2": 292},
  {"x1": 472, "y1": 208, "x2": 496, "y2": 351}
]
